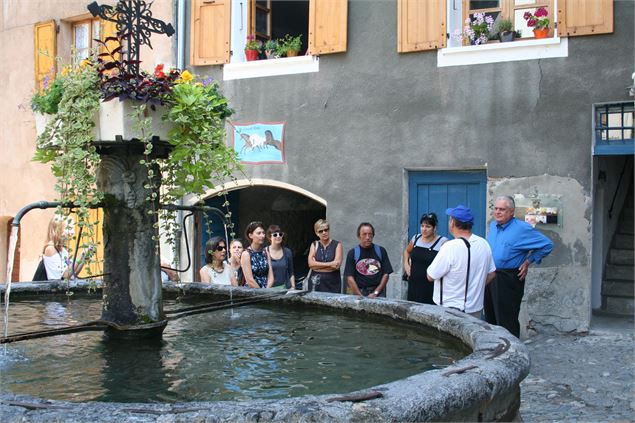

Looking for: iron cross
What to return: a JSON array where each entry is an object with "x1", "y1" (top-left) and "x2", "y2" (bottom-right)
[{"x1": 88, "y1": 0, "x2": 175, "y2": 76}]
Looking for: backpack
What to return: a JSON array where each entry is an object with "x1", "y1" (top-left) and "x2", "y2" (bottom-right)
[
  {"x1": 354, "y1": 244, "x2": 382, "y2": 263},
  {"x1": 32, "y1": 259, "x2": 48, "y2": 281}
]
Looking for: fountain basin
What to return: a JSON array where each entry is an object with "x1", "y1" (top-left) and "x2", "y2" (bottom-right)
[{"x1": 0, "y1": 281, "x2": 530, "y2": 422}]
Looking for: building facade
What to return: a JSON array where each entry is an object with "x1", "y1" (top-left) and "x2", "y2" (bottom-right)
[{"x1": 1, "y1": 0, "x2": 633, "y2": 335}]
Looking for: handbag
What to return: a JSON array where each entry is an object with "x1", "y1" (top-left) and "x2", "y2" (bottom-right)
[{"x1": 32, "y1": 259, "x2": 48, "y2": 281}]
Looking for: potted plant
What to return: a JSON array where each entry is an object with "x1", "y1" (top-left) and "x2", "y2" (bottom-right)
[
  {"x1": 244, "y1": 35, "x2": 261, "y2": 61},
  {"x1": 32, "y1": 47, "x2": 241, "y2": 254},
  {"x1": 453, "y1": 13, "x2": 495, "y2": 45},
  {"x1": 276, "y1": 34, "x2": 302, "y2": 57},
  {"x1": 264, "y1": 39, "x2": 278, "y2": 59},
  {"x1": 524, "y1": 7, "x2": 550, "y2": 39},
  {"x1": 495, "y1": 18, "x2": 515, "y2": 42}
]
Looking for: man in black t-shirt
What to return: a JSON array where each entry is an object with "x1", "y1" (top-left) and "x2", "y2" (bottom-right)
[{"x1": 344, "y1": 222, "x2": 393, "y2": 298}]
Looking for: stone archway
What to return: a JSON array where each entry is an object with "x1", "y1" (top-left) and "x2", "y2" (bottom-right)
[{"x1": 189, "y1": 179, "x2": 326, "y2": 281}]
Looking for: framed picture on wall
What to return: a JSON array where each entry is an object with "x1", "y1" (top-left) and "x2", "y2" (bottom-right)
[{"x1": 230, "y1": 122, "x2": 286, "y2": 164}]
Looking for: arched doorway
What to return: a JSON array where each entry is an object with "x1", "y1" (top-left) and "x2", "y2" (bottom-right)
[{"x1": 192, "y1": 180, "x2": 326, "y2": 282}]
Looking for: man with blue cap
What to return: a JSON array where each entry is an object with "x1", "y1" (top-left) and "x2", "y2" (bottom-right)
[{"x1": 427, "y1": 205, "x2": 496, "y2": 317}]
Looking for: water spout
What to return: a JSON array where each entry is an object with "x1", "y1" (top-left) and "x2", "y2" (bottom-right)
[{"x1": 3, "y1": 225, "x2": 20, "y2": 351}]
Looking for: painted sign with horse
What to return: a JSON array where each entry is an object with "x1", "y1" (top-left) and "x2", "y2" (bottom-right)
[{"x1": 231, "y1": 122, "x2": 285, "y2": 164}]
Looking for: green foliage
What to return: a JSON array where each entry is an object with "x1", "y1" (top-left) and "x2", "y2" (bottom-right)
[
  {"x1": 495, "y1": 18, "x2": 513, "y2": 34},
  {"x1": 164, "y1": 80, "x2": 239, "y2": 198},
  {"x1": 275, "y1": 34, "x2": 302, "y2": 56},
  {"x1": 264, "y1": 39, "x2": 278, "y2": 52},
  {"x1": 33, "y1": 63, "x2": 103, "y2": 266},
  {"x1": 31, "y1": 52, "x2": 240, "y2": 259},
  {"x1": 31, "y1": 77, "x2": 65, "y2": 114}
]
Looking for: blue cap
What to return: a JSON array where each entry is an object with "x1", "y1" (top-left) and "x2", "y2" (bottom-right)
[{"x1": 446, "y1": 205, "x2": 474, "y2": 224}]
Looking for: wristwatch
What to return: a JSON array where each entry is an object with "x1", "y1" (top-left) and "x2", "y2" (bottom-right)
[{"x1": 373, "y1": 290, "x2": 380, "y2": 296}]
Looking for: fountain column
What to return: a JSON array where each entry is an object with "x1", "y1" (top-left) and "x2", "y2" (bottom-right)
[{"x1": 96, "y1": 143, "x2": 166, "y2": 333}]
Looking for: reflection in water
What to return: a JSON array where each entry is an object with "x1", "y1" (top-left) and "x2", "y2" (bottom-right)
[
  {"x1": 97, "y1": 337, "x2": 177, "y2": 402},
  {"x1": 0, "y1": 298, "x2": 467, "y2": 403}
]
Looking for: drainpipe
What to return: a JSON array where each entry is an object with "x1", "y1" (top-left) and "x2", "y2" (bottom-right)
[
  {"x1": 176, "y1": 0, "x2": 186, "y2": 70},
  {"x1": 175, "y1": 0, "x2": 186, "y2": 271}
]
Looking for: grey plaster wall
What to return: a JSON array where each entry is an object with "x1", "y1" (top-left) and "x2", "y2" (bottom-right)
[{"x1": 190, "y1": 1, "x2": 634, "y2": 333}]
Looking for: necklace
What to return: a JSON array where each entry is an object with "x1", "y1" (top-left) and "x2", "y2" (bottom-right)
[{"x1": 209, "y1": 263, "x2": 224, "y2": 274}]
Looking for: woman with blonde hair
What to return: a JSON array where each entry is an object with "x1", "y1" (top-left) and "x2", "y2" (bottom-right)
[
  {"x1": 228, "y1": 238, "x2": 244, "y2": 285},
  {"x1": 41, "y1": 215, "x2": 90, "y2": 280},
  {"x1": 307, "y1": 219, "x2": 343, "y2": 293}
]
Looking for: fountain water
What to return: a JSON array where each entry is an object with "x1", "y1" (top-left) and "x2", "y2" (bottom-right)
[
  {"x1": 0, "y1": 1, "x2": 531, "y2": 419},
  {"x1": 2, "y1": 225, "x2": 19, "y2": 346}
]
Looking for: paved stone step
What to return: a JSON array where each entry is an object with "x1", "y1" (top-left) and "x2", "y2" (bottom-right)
[
  {"x1": 605, "y1": 264, "x2": 634, "y2": 281},
  {"x1": 609, "y1": 248, "x2": 635, "y2": 265},
  {"x1": 613, "y1": 234, "x2": 634, "y2": 250},
  {"x1": 602, "y1": 280, "x2": 634, "y2": 297},
  {"x1": 602, "y1": 295, "x2": 635, "y2": 316}
]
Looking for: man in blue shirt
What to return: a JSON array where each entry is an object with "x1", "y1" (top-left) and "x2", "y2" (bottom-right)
[{"x1": 485, "y1": 195, "x2": 553, "y2": 337}]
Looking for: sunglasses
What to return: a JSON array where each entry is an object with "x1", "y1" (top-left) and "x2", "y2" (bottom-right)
[
  {"x1": 317, "y1": 228, "x2": 330, "y2": 234},
  {"x1": 271, "y1": 232, "x2": 285, "y2": 238},
  {"x1": 215, "y1": 245, "x2": 227, "y2": 251}
]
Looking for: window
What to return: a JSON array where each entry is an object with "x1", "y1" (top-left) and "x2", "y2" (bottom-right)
[
  {"x1": 448, "y1": 0, "x2": 555, "y2": 48},
  {"x1": 243, "y1": 0, "x2": 309, "y2": 60},
  {"x1": 190, "y1": 0, "x2": 347, "y2": 73},
  {"x1": 594, "y1": 102, "x2": 635, "y2": 156},
  {"x1": 398, "y1": 0, "x2": 613, "y2": 67},
  {"x1": 73, "y1": 18, "x2": 101, "y2": 63},
  {"x1": 253, "y1": 0, "x2": 272, "y2": 41}
]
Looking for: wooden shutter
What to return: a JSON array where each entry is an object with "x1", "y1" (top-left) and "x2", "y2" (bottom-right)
[
  {"x1": 33, "y1": 20, "x2": 57, "y2": 90},
  {"x1": 558, "y1": 0, "x2": 613, "y2": 37},
  {"x1": 70, "y1": 209, "x2": 104, "y2": 278},
  {"x1": 100, "y1": 19, "x2": 120, "y2": 59},
  {"x1": 190, "y1": 0, "x2": 231, "y2": 65},
  {"x1": 308, "y1": 0, "x2": 348, "y2": 55},
  {"x1": 398, "y1": 0, "x2": 446, "y2": 52}
]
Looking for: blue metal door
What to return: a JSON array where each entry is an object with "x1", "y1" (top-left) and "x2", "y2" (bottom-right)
[{"x1": 408, "y1": 171, "x2": 487, "y2": 240}]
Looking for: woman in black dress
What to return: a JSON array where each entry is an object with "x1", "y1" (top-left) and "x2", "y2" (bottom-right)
[
  {"x1": 307, "y1": 219, "x2": 343, "y2": 293},
  {"x1": 402, "y1": 213, "x2": 447, "y2": 304}
]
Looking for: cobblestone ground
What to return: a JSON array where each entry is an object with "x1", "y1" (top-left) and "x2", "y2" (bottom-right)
[{"x1": 519, "y1": 315, "x2": 635, "y2": 422}]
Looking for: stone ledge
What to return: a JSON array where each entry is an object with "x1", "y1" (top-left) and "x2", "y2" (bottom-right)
[{"x1": 1, "y1": 284, "x2": 530, "y2": 422}]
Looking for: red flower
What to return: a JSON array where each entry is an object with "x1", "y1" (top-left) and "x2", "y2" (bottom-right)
[
  {"x1": 523, "y1": 11, "x2": 532, "y2": 20},
  {"x1": 535, "y1": 7, "x2": 548, "y2": 17},
  {"x1": 527, "y1": 18, "x2": 537, "y2": 27},
  {"x1": 154, "y1": 64, "x2": 166, "y2": 78}
]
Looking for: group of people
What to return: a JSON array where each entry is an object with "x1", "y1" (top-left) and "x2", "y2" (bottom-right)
[
  {"x1": 199, "y1": 219, "x2": 343, "y2": 292},
  {"x1": 199, "y1": 194, "x2": 552, "y2": 338},
  {"x1": 402, "y1": 196, "x2": 553, "y2": 337},
  {"x1": 38, "y1": 193, "x2": 552, "y2": 339}
]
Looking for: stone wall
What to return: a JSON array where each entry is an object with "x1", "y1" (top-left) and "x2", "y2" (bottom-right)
[{"x1": 190, "y1": 0, "x2": 634, "y2": 333}]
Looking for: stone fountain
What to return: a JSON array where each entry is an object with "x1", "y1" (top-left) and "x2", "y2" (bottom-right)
[{"x1": 0, "y1": 1, "x2": 531, "y2": 421}]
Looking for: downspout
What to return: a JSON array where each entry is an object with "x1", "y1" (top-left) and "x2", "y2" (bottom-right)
[{"x1": 175, "y1": 0, "x2": 186, "y2": 274}]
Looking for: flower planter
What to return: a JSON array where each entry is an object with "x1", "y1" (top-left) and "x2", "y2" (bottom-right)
[
  {"x1": 245, "y1": 49, "x2": 259, "y2": 61},
  {"x1": 500, "y1": 31, "x2": 515, "y2": 42},
  {"x1": 98, "y1": 99, "x2": 170, "y2": 142},
  {"x1": 533, "y1": 28, "x2": 549, "y2": 39},
  {"x1": 34, "y1": 112, "x2": 54, "y2": 137},
  {"x1": 286, "y1": 49, "x2": 299, "y2": 57}
]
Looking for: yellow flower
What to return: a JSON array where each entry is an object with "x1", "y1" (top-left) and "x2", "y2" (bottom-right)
[
  {"x1": 177, "y1": 70, "x2": 194, "y2": 83},
  {"x1": 61, "y1": 65, "x2": 72, "y2": 76},
  {"x1": 80, "y1": 59, "x2": 91, "y2": 68}
]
